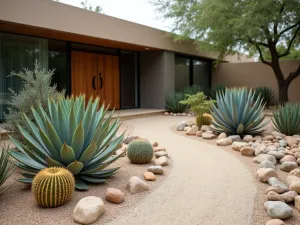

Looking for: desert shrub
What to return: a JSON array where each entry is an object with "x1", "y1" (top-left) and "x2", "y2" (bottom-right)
[
  {"x1": 4, "y1": 61, "x2": 65, "y2": 140},
  {"x1": 180, "y1": 92, "x2": 215, "y2": 128},
  {"x1": 181, "y1": 85, "x2": 205, "y2": 96},
  {"x1": 165, "y1": 92, "x2": 187, "y2": 113},
  {"x1": 0, "y1": 144, "x2": 16, "y2": 194},
  {"x1": 211, "y1": 87, "x2": 267, "y2": 135},
  {"x1": 209, "y1": 84, "x2": 226, "y2": 100},
  {"x1": 9, "y1": 95, "x2": 124, "y2": 190},
  {"x1": 272, "y1": 103, "x2": 300, "y2": 135},
  {"x1": 253, "y1": 86, "x2": 275, "y2": 106}
]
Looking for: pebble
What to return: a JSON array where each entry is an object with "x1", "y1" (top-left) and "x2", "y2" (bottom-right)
[
  {"x1": 289, "y1": 181, "x2": 300, "y2": 194},
  {"x1": 232, "y1": 142, "x2": 250, "y2": 151},
  {"x1": 155, "y1": 151, "x2": 168, "y2": 158},
  {"x1": 264, "y1": 201, "x2": 293, "y2": 219},
  {"x1": 127, "y1": 176, "x2": 149, "y2": 194},
  {"x1": 216, "y1": 138, "x2": 232, "y2": 146},
  {"x1": 253, "y1": 154, "x2": 277, "y2": 165},
  {"x1": 265, "y1": 219, "x2": 286, "y2": 225},
  {"x1": 280, "y1": 162, "x2": 298, "y2": 172},
  {"x1": 240, "y1": 147, "x2": 255, "y2": 156},
  {"x1": 105, "y1": 188, "x2": 125, "y2": 204},
  {"x1": 202, "y1": 133, "x2": 216, "y2": 139},
  {"x1": 279, "y1": 155, "x2": 296, "y2": 164},
  {"x1": 268, "y1": 177, "x2": 288, "y2": 190},
  {"x1": 257, "y1": 168, "x2": 278, "y2": 183},
  {"x1": 218, "y1": 132, "x2": 227, "y2": 139},
  {"x1": 260, "y1": 160, "x2": 276, "y2": 169},
  {"x1": 144, "y1": 172, "x2": 156, "y2": 181},
  {"x1": 267, "y1": 191, "x2": 285, "y2": 202},
  {"x1": 154, "y1": 156, "x2": 168, "y2": 166},
  {"x1": 148, "y1": 166, "x2": 164, "y2": 174},
  {"x1": 281, "y1": 191, "x2": 298, "y2": 203}
]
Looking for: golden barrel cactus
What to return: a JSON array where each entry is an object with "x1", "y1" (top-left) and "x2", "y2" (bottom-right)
[
  {"x1": 196, "y1": 113, "x2": 213, "y2": 128},
  {"x1": 32, "y1": 167, "x2": 75, "y2": 208}
]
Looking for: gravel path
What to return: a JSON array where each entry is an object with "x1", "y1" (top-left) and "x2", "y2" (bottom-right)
[{"x1": 108, "y1": 116, "x2": 257, "y2": 225}]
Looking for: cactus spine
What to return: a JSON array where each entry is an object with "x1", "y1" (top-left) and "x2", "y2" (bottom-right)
[
  {"x1": 196, "y1": 113, "x2": 213, "y2": 128},
  {"x1": 127, "y1": 140, "x2": 154, "y2": 164},
  {"x1": 32, "y1": 167, "x2": 75, "y2": 208}
]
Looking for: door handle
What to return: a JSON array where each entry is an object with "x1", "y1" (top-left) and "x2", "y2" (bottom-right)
[
  {"x1": 99, "y1": 73, "x2": 103, "y2": 90},
  {"x1": 92, "y1": 76, "x2": 96, "y2": 90}
]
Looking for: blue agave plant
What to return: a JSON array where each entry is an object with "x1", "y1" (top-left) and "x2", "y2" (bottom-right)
[
  {"x1": 211, "y1": 88, "x2": 267, "y2": 135},
  {"x1": 9, "y1": 95, "x2": 124, "y2": 190}
]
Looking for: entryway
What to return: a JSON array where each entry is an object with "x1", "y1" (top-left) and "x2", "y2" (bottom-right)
[{"x1": 71, "y1": 51, "x2": 120, "y2": 109}]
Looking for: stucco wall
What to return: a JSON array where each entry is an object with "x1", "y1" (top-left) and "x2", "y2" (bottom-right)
[
  {"x1": 140, "y1": 51, "x2": 175, "y2": 109},
  {"x1": 212, "y1": 60, "x2": 300, "y2": 104}
]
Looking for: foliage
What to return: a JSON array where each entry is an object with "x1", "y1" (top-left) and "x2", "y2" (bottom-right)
[
  {"x1": 210, "y1": 84, "x2": 226, "y2": 100},
  {"x1": 165, "y1": 92, "x2": 187, "y2": 113},
  {"x1": 180, "y1": 92, "x2": 215, "y2": 116},
  {"x1": 9, "y1": 95, "x2": 124, "y2": 190},
  {"x1": 81, "y1": 0, "x2": 102, "y2": 13},
  {"x1": 253, "y1": 86, "x2": 275, "y2": 106},
  {"x1": 32, "y1": 167, "x2": 74, "y2": 208},
  {"x1": 211, "y1": 88, "x2": 267, "y2": 135},
  {"x1": 272, "y1": 103, "x2": 300, "y2": 136},
  {"x1": 4, "y1": 61, "x2": 65, "y2": 141},
  {"x1": 181, "y1": 85, "x2": 205, "y2": 96},
  {"x1": 152, "y1": 0, "x2": 300, "y2": 102},
  {"x1": 127, "y1": 140, "x2": 154, "y2": 164},
  {"x1": 0, "y1": 144, "x2": 16, "y2": 194}
]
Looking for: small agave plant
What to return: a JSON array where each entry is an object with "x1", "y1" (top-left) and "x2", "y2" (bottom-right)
[
  {"x1": 211, "y1": 88, "x2": 267, "y2": 135},
  {"x1": 9, "y1": 95, "x2": 124, "y2": 190}
]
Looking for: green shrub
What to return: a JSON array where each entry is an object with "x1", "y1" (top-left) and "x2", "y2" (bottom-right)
[
  {"x1": 180, "y1": 92, "x2": 215, "y2": 128},
  {"x1": 272, "y1": 103, "x2": 300, "y2": 135},
  {"x1": 4, "y1": 61, "x2": 65, "y2": 141},
  {"x1": 165, "y1": 92, "x2": 187, "y2": 113},
  {"x1": 253, "y1": 86, "x2": 274, "y2": 106},
  {"x1": 211, "y1": 88, "x2": 267, "y2": 135},
  {"x1": 0, "y1": 144, "x2": 16, "y2": 194},
  {"x1": 210, "y1": 84, "x2": 226, "y2": 100},
  {"x1": 127, "y1": 140, "x2": 154, "y2": 164},
  {"x1": 9, "y1": 95, "x2": 124, "y2": 190},
  {"x1": 181, "y1": 85, "x2": 205, "y2": 96}
]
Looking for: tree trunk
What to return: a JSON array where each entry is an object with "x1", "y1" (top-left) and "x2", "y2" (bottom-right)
[{"x1": 278, "y1": 82, "x2": 289, "y2": 104}]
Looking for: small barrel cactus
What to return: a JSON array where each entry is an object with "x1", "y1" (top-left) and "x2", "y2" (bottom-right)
[
  {"x1": 196, "y1": 113, "x2": 212, "y2": 128},
  {"x1": 32, "y1": 167, "x2": 75, "y2": 208},
  {"x1": 127, "y1": 140, "x2": 154, "y2": 164}
]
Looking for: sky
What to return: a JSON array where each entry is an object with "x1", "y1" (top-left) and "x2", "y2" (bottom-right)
[{"x1": 57, "y1": 0, "x2": 172, "y2": 31}]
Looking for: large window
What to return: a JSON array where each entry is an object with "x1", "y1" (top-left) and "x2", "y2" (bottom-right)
[
  {"x1": 175, "y1": 55, "x2": 211, "y2": 92},
  {"x1": 120, "y1": 50, "x2": 139, "y2": 108},
  {"x1": 0, "y1": 33, "x2": 68, "y2": 120}
]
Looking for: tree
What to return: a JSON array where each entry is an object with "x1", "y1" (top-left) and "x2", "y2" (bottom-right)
[
  {"x1": 81, "y1": 0, "x2": 103, "y2": 13},
  {"x1": 153, "y1": 0, "x2": 300, "y2": 103}
]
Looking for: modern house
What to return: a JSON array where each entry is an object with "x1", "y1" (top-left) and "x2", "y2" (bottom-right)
[{"x1": 0, "y1": 0, "x2": 251, "y2": 121}]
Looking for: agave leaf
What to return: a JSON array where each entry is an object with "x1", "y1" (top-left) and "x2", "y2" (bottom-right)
[
  {"x1": 60, "y1": 143, "x2": 76, "y2": 165},
  {"x1": 81, "y1": 167, "x2": 119, "y2": 175},
  {"x1": 67, "y1": 106, "x2": 77, "y2": 145},
  {"x1": 18, "y1": 178, "x2": 34, "y2": 184},
  {"x1": 46, "y1": 120, "x2": 63, "y2": 151},
  {"x1": 31, "y1": 106, "x2": 47, "y2": 134},
  {"x1": 46, "y1": 157, "x2": 63, "y2": 167},
  {"x1": 75, "y1": 179, "x2": 89, "y2": 190},
  {"x1": 48, "y1": 98, "x2": 59, "y2": 133},
  {"x1": 71, "y1": 123, "x2": 84, "y2": 159},
  {"x1": 79, "y1": 143, "x2": 97, "y2": 166},
  {"x1": 9, "y1": 151, "x2": 44, "y2": 170},
  {"x1": 57, "y1": 100, "x2": 68, "y2": 142},
  {"x1": 20, "y1": 172, "x2": 36, "y2": 178},
  {"x1": 78, "y1": 175, "x2": 107, "y2": 184},
  {"x1": 67, "y1": 161, "x2": 83, "y2": 175},
  {"x1": 39, "y1": 128, "x2": 61, "y2": 161}
]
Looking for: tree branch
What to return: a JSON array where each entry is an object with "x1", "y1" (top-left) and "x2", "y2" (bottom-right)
[
  {"x1": 274, "y1": 3, "x2": 286, "y2": 42},
  {"x1": 278, "y1": 20, "x2": 300, "y2": 37},
  {"x1": 286, "y1": 63, "x2": 300, "y2": 85},
  {"x1": 255, "y1": 44, "x2": 272, "y2": 66},
  {"x1": 279, "y1": 25, "x2": 300, "y2": 58}
]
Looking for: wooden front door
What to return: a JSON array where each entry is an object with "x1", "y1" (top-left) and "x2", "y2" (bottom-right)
[{"x1": 71, "y1": 51, "x2": 120, "y2": 109}]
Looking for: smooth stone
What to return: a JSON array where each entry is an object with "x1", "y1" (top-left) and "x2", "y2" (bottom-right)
[
  {"x1": 268, "y1": 151, "x2": 284, "y2": 160},
  {"x1": 295, "y1": 152, "x2": 300, "y2": 159},
  {"x1": 144, "y1": 172, "x2": 156, "y2": 181},
  {"x1": 177, "y1": 124, "x2": 186, "y2": 131},
  {"x1": 123, "y1": 136, "x2": 139, "y2": 144},
  {"x1": 289, "y1": 181, "x2": 300, "y2": 194},
  {"x1": 185, "y1": 126, "x2": 198, "y2": 135},
  {"x1": 272, "y1": 131, "x2": 285, "y2": 138},
  {"x1": 154, "y1": 156, "x2": 168, "y2": 166},
  {"x1": 253, "y1": 154, "x2": 277, "y2": 165},
  {"x1": 268, "y1": 177, "x2": 288, "y2": 190},
  {"x1": 202, "y1": 133, "x2": 216, "y2": 139},
  {"x1": 148, "y1": 166, "x2": 164, "y2": 174},
  {"x1": 251, "y1": 142, "x2": 262, "y2": 148},
  {"x1": 286, "y1": 136, "x2": 298, "y2": 147},
  {"x1": 200, "y1": 125, "x2": 210, "y2": 131},
  {"x1": 155, "y1": 151, "x2": 168, "y2": 158},
  {"x1": 265, "y1": 219, "x2": 286, "y2": 225},
  {"x1": 287, "y1": 175, "x2": 300, "y2": 186},
  {"x1": 164, "y1": 112, "x2": 169, "y2": 116},
  {"x1": 216, "y1": 138, "x2": 233, "y2": 146},
  {"x1": 232, "y1": 142, "x2": 250, "y2": 151},
  {"x1": 243, "y1": 135, "x2": 253, "y2": 142},
  {"x1": 153, "y1": 147, "x2": 167, "y2": 152},
  {"x1": 263, "y1": 135, "x2": 274, "y2": 141},
  {"x1": 289, "y1": 168, "x2": 300, "y2": 178},
  {"x1": 278, "y1": 147, "x2": 286, "y2": 151},
  {"x1": 181, "y1": 113, "x2": 187, "y2": 116},
  {"x1": 280, "y1": 162, "x2": 298, "y2": 172},
  {"x1": 152, "y1": 142, "x2": 159, "y2": 147},
  {"x1": 105, "y1": 188, "x2": 125, "y2": 204},
  {"x1": 184, "y1": 127, "x2": 189, "y2": 131},
  {"x1": 267, "y1": 191, "x2": 285, "y2": 202},
  {"x1": 73, "y1": 196, "x2": 105, "y2": 225},
  {"x1": 196, "y1": 130, "x2": 203, "y2": 137},
  {"x1": 267, "y1": 145, "x2": 278, "y2": 152},
  {"x1": 260, "y1": 160, "x2": 276, "y2": 169},
  {"x1": 295, "y1": 196, "x2": 300, "y2": 211},
  {"x1": 253, "y1": 135, "x2": 263, "y2": 142},
  {"x1": 281, "y1": 191, "x2": 298, "y2": 203},
  {"x1": 255, "y1": 146, "x2": 268, "y2": 156},
  {"x1": 266, "y1": 186, "x2": 288, "y2": 194},
  {"x1": 218, "y1": 132, "x2": 227, "y2": 139},
  {"x1": 227, "y1": 135, "x2": 241, "y2": 142},
  {"x1": 257, "y1": 168, "x2": 278, "y2": 183},
  {"x1": 127, "y1": 176, "x2": 149, "y2": 194},
  {"x1": 279, "y1": 140, "x2": 287, "y2": 147},
  {"x1": 297, "y1": 158, "x2": 300, "y2": 165},
  {"x1": 264, "y1": 201, "x2": 293, "y2": 219},
  {"x1": 293, "y1": 134, "x2": 300, "y2": 141},
  {"x1": 279, "y1": 155, "x2": 296, "y2": 164},
  {"x1": 240, "y1": 147, "x2": 254, "y2": 156}
]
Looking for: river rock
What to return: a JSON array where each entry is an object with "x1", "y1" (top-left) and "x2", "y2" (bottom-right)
[
  {"x1": 216, "y1": 138, "x2": 233, "y2": 146},
  {"x1": 255, "y1": 145, "x2": 268, "y2": 156},
  {"x1": 289, "y1": 168, "x2": 300, "y2": 177},
  {"x1": 289, "y1": 181, "x2": 300, "y2": 194},
  {"x1": 266, "y1": 186, "x2": 288, "y2": 194},
  {"x1": 281, "y1": 191, "x2": 298, "y2": 203},
  {"x1": 232, "y1": 142, "x2": 250, "y2": 151},
  {"x1": 260, "y1": 160, "x2": 276, "y2": 169},
  {"x1": 267, "y1": 145, "x2": 278, "y2": 152},
  {"x1": 227, "y1": 135, "x2": 241, "y2": 142},
  {"x1": 144, "y1": 172, "x2": 156, "y2": 181},
  {"x1": 202, "y1": 133, "x2": 216, "y2": 139},
  {"x1": 154, "y1": 156, "x2": 168, "y2": 166},
  {"x1": 253, "y1": 154, "x2": 277, "y2": 164},
  {"x1": 218, "y1": 132, "x2": 227, "y2": 139},
  {"x1": 287, "y1": 175, "x2": 300, "y2": 186},
  {"x1": 127, "y1": 176, "x2": 149, "y2": 194},
  {"x1": 264, "y1": 135, "x2": 274, "y2": 141},
  {"x1": 257, "y1": 168, "x2": 278, "y2": 183},
  {"x1": 280, "y1": 162, "x2": 298, "y2": 172},
  {"x1": 279, "y1": 140, "x2": 287, "y2": 147},
  {"x1": 243, "y1": 135, "x2": 253, "y2": 142},
  {"x1": 73, "y1": 196, "x2": 105, "y2": 225},
  {"x1": 155, "y1": 151, "x2": 168, "y2": 158},
  {"x1": 286, "y1": 136, "x2": 298, "y2": 147},
  {"x1": 265, "y1": 219, "x2": 286, "y2": 225},
  {"x1": 279, "y1": 155, "x2": 296, "y2": 164},
  {"x1": 268, "y1": 177, "x2": 288, "y2": 190},
  {"x1": 148, "y1": 166, "x2": 164, "y2": 174},
  {"x1": 295, "y1": 196, "x2": 300, "y2": 211},
  {"x1": 267, "y1": 191, "x2": 285, "y2": 202},
  {"x1": 185, "y1": 126, "x2": 198, "y2": 135},
  {"x1": 240, "y1": 147, "x2": 255, "y2": 156},
  {"x1": 264, "y1": 201, "x2": 293, "y2": 219},
  {"x1": 268, "y1": 151, "x2": 284, "y2": 160},
  {"x1": 105, "y1": 188, "x2": 125, "y2": 204}
]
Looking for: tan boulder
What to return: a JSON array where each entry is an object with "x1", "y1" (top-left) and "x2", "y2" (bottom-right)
[
  {"x1": 286, "y1": 136, "x2": 298, "y2": 147},
  {"x1": 105, "y1": 188, "x2": 125, "y2": 204},
  {"x1": 289, "y1": 181, "x2": 300, "y2": 194},
  {"x1": 267, "y1": 191, "x2": 285, "y2": 202},
  {"x1": 144, "y1": 172, "x2": 156, "y2": 181},
  {"x1": 281, "y1": 191, "x2": 298, "y2": 203},
  {"x1": 265, "y1": 219, "x2": 286, "y2": 225},
  {"x1": 287, "y1": 175, "x2": 300, "y2": 186},
  {"x1": 240, "y1": 147, "x2": 255, "y2": 156},
  {"x1": 257, "y1": 168, "x2": 278, "y2": 183}
]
